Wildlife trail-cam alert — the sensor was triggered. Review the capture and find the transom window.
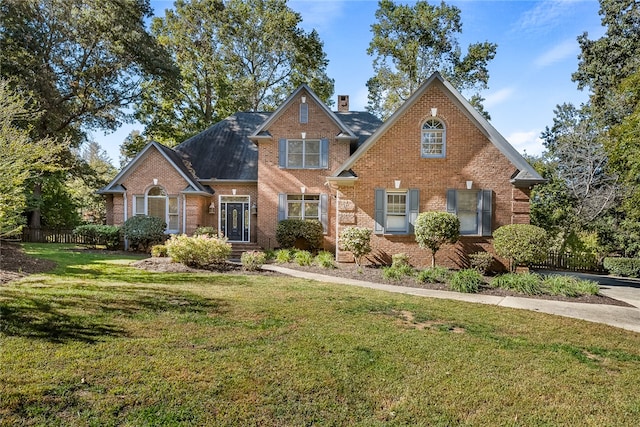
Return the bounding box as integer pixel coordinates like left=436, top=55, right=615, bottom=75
left=287, top=195, right=320, bottom=221
left=421, top=119, right=445, bottom=158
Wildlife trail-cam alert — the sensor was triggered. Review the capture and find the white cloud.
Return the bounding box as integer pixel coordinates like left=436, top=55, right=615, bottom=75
left=506, top=130, right=545, bottom=156
left=289, top=0, right=347, bottom=32
left=484, top=87, right=516, bottom=108
left=513, top=0, right=579, bottom=34
left=534, top=39, right=579, bottom=69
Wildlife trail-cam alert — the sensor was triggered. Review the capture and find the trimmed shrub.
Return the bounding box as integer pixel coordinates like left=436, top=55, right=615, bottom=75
left=493, top=224, right=548, bottom=271
left=294, top=250, right=314, bottom=266
left=194, top=226, right=218, bottom=238
left=414, top=212, right=460, bottom=267
left=339, top=227, right=372, bottom=267
left=165, top=234, right=231, bottom=269
left=241, top=250, right=267, bottom=271
left=73, top=224, right=121, bottom=249
left=276, top=219, right=323, bottom=251
left=382, top=264, right=414, bottom=281
left=122, top=216, right=166, bottom=252
left=469, top=252, right=494, bottom=274
left=416, top=266, right=451, bottom=284
left=315, top=251, right=336, bottom=269
left=151, top=244, right=168, bottom=257
left=603, top=257, right=640, bottom=278
left=275, top=249, right=295, bottom=264
left=392, top=253, right=410, bottom=268
left=492, top=272, right=544, bottom=295
left=449, top=269, right=483, bottom=293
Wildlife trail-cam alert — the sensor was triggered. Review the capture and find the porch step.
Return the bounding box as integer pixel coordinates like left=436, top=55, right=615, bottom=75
left=229, top=242, right=263, bottom=260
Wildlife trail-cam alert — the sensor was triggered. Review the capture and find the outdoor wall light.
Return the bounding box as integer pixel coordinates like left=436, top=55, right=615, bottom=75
left=394, top=179, right=401, bottom=189
left=251, top=202, right=257, bottom=215
left=431, top=107, right=438, bottom=117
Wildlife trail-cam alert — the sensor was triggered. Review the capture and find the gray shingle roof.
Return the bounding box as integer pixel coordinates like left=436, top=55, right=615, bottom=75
left=334, top=111, right=383, bottom=153
left=175, top=112, right=271, bottom=181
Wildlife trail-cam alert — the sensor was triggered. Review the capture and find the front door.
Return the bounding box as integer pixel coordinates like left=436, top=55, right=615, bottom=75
left=225, top=203, right=244, bottom=241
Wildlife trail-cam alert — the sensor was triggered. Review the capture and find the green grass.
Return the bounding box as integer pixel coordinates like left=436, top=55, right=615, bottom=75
left=2, top=244, right=640, bottom=425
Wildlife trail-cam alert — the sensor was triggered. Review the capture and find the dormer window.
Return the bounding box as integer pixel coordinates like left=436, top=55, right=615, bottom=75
left=421, top=119, right=445, bottom=158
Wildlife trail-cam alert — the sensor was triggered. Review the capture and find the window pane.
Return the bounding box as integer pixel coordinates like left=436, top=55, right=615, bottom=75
left=387, top=193, right=406, bottom=214
left=168, top=197, right=178, bottom=214
left=287, top=201, right=302, bottom=219
left=304, top=140, right=320, bottom=167
left=287, top=140, right=303, bottom=167
left=386, top=215, right=406, bottom=231
left=148, top=197, right=166, bottom=222
left=148, top=186, right=166, bottom=196
left=135, top=195, right=145, bottom=215
left=304, top=201, right=319, bottom=219
left=458, top=191, right=478, bottom=234
left=421, top=120, right=445, bottom=157
left=168, top=215, right=179, bottom=230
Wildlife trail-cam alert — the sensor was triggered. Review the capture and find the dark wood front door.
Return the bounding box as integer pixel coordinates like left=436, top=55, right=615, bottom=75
left=225, top=203, right=244, bottom=241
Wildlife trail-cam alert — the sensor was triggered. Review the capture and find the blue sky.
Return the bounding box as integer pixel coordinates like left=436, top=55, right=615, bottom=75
left=96, top=0, right=604, bottom=163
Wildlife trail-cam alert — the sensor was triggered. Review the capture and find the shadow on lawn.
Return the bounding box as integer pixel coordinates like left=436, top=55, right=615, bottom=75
left=0, top=286, right=227, bottom=344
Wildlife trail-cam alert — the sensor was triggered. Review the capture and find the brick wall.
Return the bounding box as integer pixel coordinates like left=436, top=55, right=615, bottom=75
left=335, top=82, right=531, bottom=268
left=256, top=88, right=350, bottom=249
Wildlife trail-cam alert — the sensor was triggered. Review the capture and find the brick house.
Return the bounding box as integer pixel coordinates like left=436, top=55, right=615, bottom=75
left=100, top=72, right=544, bottom=268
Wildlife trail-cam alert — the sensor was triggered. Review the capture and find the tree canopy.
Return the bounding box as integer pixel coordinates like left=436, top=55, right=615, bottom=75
left=134, top=0, right=334, bottom=146
left=366, top=0, right=497, bottom=119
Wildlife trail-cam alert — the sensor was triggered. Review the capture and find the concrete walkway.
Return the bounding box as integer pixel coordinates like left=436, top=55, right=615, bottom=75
left=262, top=265, right=640, bottom=333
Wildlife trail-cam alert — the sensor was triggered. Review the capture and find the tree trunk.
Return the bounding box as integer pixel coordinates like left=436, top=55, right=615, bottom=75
left=29, top=181, right=42, bottom=228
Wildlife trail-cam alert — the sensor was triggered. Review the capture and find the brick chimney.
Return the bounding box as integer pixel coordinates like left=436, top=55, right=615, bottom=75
left=338, top=95, right=349, bottom=112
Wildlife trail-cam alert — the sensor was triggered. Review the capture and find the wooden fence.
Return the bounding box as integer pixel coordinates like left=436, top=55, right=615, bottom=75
left=21, top=228, right=87, bottom=244
left=530, top=250, right=604, bottom=273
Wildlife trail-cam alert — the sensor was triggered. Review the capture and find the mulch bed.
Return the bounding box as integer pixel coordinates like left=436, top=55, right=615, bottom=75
left=0, top=243, right=630, bottom=307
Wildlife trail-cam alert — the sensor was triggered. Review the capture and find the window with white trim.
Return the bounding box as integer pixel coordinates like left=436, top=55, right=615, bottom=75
left=421, top=119, right=445, bottom=158
left=278, top=193, right=329, bottom=233
left=446, top=189, right=493, bottom=236
left=279, top=138, right=329, bottom=169
left=133, top=186, right=179, bottom=233
left=374, top=188, right=420, bottom=235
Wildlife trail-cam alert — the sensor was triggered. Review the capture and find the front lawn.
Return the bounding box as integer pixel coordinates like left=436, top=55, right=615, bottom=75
left=1, top=243, right=640, bottom=425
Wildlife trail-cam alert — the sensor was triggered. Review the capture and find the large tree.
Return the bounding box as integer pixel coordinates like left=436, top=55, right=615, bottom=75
left=573, top=0, right=640, bottom=124
left=0, top=0, right=178, bottom=227
left=135, top=0, right=334, bottom=146
left=0, top=80, right=63, bottom=236
left=366, top=0, right=497, bottom=119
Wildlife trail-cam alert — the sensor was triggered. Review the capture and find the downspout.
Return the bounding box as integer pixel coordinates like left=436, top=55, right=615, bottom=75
left=335, top=189, right=340, bottom=262
left=182, top=195, right=187, bottom=234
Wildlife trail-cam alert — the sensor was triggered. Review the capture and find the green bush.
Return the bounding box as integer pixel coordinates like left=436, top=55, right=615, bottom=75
left=276, top=219, right=323, bottom=251
left=165, top=234, right=231, bottom=269
left=314, top=251, right=336, bottom=269
left=469, top=252, right=494, bottom=274
left=193, top=226, right=218, bottom=238
left=391, top=253, right=410, bottom=268
left=73, top=224, right=121, bottom=249
left=449, top=269, right=483, bottom=293
left=339, top=227, right=372, bottom=266
left=382, top=264, right=414, bottom=281
left=416, top=266, right=451, bottom=284
left=603, top=257, right=640, bottom=277
left=492, top=272, right=544, bottom=295
left=275, top=249, right=295, bottom=264
left=241, top=250, right=267, bottom=271
left=493, top=224, right=548, bottom=271
left=151, top=244, right=168, bottom=257
left=122, top=216, right=166, bottom=252
left=414, top=212, right=460, bottom=267
left=294, top=250, right=314, bottom=266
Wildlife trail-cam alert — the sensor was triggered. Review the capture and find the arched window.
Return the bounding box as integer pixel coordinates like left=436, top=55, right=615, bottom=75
left=133, top=186, right=179, bottom=233
left=421, top=119, right=445, bottom=158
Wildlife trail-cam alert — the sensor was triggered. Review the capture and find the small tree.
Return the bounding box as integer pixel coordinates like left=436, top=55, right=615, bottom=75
left=339, top=227, right=372, bottom=267
left=493, top=224, right=548, bottom=272
left=122, top=216, right=166, bottom=252
left=414, top=212, right=460, bottom=267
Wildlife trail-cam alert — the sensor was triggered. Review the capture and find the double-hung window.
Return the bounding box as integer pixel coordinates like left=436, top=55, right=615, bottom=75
left=446, top=189, right=492, bottom=236
left=374, top=188, right=420, bottom=235
left=278, top=193, right=329, bottom=233
left=421, top=119, right=445, bottom=158
left=279, top=138, right=329, bottom=169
